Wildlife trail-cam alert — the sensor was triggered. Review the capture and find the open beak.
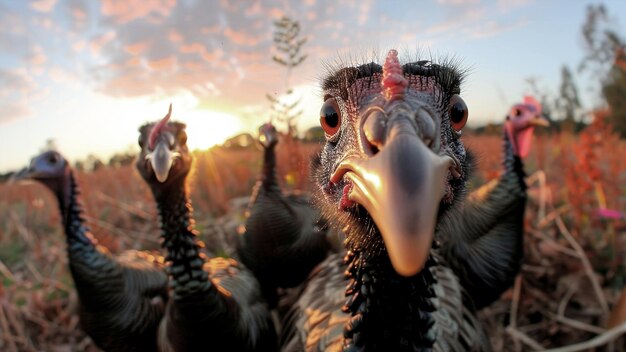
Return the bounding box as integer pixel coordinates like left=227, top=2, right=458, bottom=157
left=332, top=118, right=453, bottom=277
left=145, top=139, right=177, bottom=183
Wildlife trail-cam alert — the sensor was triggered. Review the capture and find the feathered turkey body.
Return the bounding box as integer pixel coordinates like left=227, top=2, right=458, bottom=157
left=437, top=97, right=548, bottom=309
left=280, top=51, right=491, bottom=351
left=13, top=151, right=167, bottom=352
left=239, top=123, right=330, bottom=307
left=136, top=107, right=278, bottom=352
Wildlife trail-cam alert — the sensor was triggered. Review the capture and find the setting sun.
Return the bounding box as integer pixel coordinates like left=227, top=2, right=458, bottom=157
left=182, top=109, right=244, bottom=150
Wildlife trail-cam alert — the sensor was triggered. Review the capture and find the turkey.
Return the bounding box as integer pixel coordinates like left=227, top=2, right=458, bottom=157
left=12, top=151, right=167, bottom=351
left=136, top=105, right=278, bottom=351
left=437, top=96, right=548, bottom=309
left=280, top=50, right=491, bottom=351
left=238, top=122, right=331, bottom=307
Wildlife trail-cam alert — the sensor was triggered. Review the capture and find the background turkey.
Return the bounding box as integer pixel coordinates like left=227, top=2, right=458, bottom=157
left=437, top=96, right=549, bottom=309
left=136, top=105, right=278, bottom=351
left=12, top=150, right=168, bottom=352
left=238, top=122, right=331, bottom=308
left=280, top=50, right=492, bottom=351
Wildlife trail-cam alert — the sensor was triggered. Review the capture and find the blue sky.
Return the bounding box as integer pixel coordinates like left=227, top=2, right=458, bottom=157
left=0, top=0, right=624, bottom=172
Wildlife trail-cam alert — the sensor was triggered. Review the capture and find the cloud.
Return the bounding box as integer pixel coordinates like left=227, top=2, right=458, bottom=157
left=146, top=56, right=177, bottom=70
left=497, top=0, right=533, bottom=13
left=436, top=0, right=479, bottom=5
left=30, top=0, right=58, bottom=13
left=48, top=67, right=78, bottom=84
left=223, top=27, right=265, bottom=46
left=28, top=46, right=47, bottom=66
left=468, top=17, right=528, bottom=38
left=0, top=101, right=34, bottom=123
left=124, top=41, right=150, bottom=56
left=0, top=70, right=38, bottom=123
left=100, top=0, right=177, bottom=23
left=90, top=30, right=117, bottom=56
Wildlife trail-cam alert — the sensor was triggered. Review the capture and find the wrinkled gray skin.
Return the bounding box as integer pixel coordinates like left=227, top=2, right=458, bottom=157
left=281, top=57, right=491, bottom=351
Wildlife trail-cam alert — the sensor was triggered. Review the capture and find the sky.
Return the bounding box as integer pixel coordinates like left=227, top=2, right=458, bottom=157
left=0, top=0, right=625, bottom=173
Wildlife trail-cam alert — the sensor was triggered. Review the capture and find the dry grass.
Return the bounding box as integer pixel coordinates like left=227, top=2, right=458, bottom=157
left=0, top=127, right=625, bottom=351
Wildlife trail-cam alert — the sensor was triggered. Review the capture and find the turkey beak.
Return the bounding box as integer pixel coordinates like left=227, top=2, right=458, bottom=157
left=10, top=167, right=33, bottom=183
left=335, top=118, right=453, bottom=277
left=529, top=114, right=550, bottom=127
left=10, top=156, right=47, bottom=182
left=146, top=140, right=174, bottom=183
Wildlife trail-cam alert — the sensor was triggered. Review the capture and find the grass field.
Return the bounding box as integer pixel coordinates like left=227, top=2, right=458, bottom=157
left=1, top=127, right=625, bottom=351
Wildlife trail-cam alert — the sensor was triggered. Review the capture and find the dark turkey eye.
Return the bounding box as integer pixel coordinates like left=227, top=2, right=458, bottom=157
left=514, top=108, right=522, bottom=116
left=320, top=98, right=341, bottom=138
left=48, top=154, right=58, bottom=164
left=449, top=94, right=468, bottom=131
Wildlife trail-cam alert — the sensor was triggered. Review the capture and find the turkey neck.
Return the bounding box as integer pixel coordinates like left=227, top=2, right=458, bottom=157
left=153, top=180, right=237, bottom=324
left=60, top=170, right=93, bottom=246
left=503, top=131, right=527, bottom=192
left=58, top=170, right=124, bottom=305
left=261, top=145, right=279, bottom=192
left=342, top=246, right=438, bottom=351
left=154, top=180, right=208, bottom=299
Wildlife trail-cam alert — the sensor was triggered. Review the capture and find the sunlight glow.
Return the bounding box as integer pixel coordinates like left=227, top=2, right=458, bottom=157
left=182, top=109, right=244, bottom=150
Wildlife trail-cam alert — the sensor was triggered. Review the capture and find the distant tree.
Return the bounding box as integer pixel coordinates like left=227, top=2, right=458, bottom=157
left=86, top=154, right=104, bottom=172
left=108, top=148, right=136, bottom=169
left=556, top=65, right=582, bottom=131
left=579, top=3, right=626, bottom=137
left=74, top=160, right=85, bottom=172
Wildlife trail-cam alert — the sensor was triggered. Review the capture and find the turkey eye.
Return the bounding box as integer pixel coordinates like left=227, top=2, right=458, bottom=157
left=320, top=98, right=341, bottom=137
left=48, top=154, right=58, bottom=164
left=449, top=94, right=468, bottom=131
left=514, top=108, right=522, bottom=116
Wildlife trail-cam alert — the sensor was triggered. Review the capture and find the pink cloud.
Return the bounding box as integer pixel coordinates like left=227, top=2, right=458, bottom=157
left=180, top=43, right=222, bottom=62
left=90, top=31, right=116, bottom=56
left=0, top=101, right=33, bottom=123
left=72, top=7, right=87, bottom=21
left=223, top=27, right=264, bottom=46
left=101, top=0, right=176, bottom=23
left=48, top=67, right=77, bottom=84
left=0, top=70, right=38, bottom=122
left=28, top=46, right=47, bottom=66
left=30, top=0, right=58, bottom=13
left=168, top=29, right=183, bottom=42
left=126, top=57, right=142, bottom=67
left=180, top=42, right=206, bottom=54
left=268, top=8, right=284, bottom=18
left=72, top=40, right=86, bottom=52
left=147, top=56, right=177, bottom=70
left=124, top=41, right=150, bottom=56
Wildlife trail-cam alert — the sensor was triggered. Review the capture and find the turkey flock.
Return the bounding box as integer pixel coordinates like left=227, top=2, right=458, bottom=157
left=13, top=49, right=548, bottom=351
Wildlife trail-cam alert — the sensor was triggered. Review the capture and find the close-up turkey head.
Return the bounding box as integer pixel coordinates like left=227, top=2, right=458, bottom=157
left=312, top=50, right=471, bottom=277
left=136, top=104, right=192, bottom=191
